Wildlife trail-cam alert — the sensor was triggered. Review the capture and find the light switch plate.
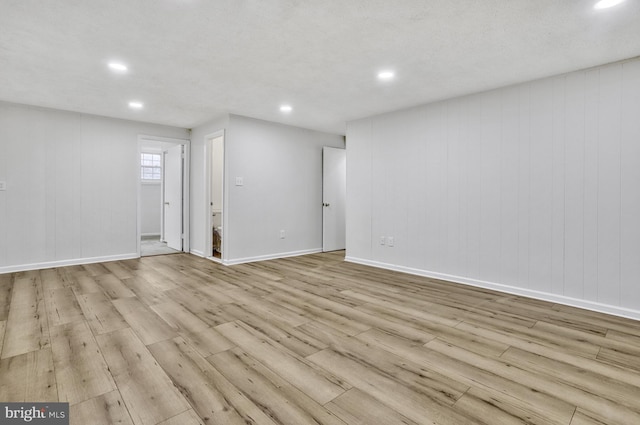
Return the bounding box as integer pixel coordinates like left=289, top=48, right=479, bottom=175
left=387, top=237, right=394, bottom=247
left=0, top=181, right=6, bottom=191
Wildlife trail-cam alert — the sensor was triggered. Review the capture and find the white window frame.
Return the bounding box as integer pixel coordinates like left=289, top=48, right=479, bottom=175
left=141, top=152, right=162, bottom=182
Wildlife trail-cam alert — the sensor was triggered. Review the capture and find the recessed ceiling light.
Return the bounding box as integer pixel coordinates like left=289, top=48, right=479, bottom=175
left=128, top=101, right=143, bottom=109
left=108, top=62, right=128, bottom=72
left=377, top=71, right=395, bottom=81
left=280, top=105, right=292, bottom=113
left=594, top=0, right=625, bottom=9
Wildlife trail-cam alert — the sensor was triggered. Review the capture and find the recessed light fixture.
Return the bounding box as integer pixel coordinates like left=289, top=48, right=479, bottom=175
left=377, top=70, right=395, bottom=81
left=128, top=101, right=143, bottom=109
left=594, top=0, right=625, bottom=9
left=108, top=62, right=128, bottom=72
left=280, top=105, right=292, bottom=113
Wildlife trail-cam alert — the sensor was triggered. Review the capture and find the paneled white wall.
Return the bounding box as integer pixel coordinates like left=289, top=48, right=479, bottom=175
left=225, top=115, right=344, bottom=263
left=346, top=58, right=640, bottom=318
left=0, top=102, right=188, bottom=272
left=189, top=115, right=344, bottom=262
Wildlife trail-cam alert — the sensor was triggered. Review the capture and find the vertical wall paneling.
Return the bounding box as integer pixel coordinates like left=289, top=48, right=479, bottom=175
left=445, top=99, right=461, bottom=275
left=563, top=72, right=586, bottom=299
left=516, top=85, right=531, bottom=289
left=0, top=102, right=188, bottom=272
left=424, top=104, right=445, bottom=271
left=345, top=119, right=373, bottom=260
left=620, top=60, right=640, bottom=309
left=465, top=95, right=483, bottom=279
left=221, top=115, right=344, bottom=262
left=403, top=109, right=426, bottom=269
left=345, top=58, right=640, bottom=318
left=596, top=65, right=622, bottom=307
left=478, top=91, right=501, bottom=283
left=551, top=76, right=566, bottom=295
left=583, top=69, right=600, bottom=302
left=499, top=87, right=520, bottom=285
left=456, top=99, right=470, bottom=279
left=527, top=79, right=554, bottom=293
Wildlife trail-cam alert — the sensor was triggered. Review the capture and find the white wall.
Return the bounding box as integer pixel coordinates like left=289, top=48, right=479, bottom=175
left=189, top=114, right=345, bottom=263
left=140, top=182, right=161, bottom=236
left=189, top=115, right=229, bottom=256
left=346, top=58, right=640, bottom=319
left=0, top=101, right=188, bottom=272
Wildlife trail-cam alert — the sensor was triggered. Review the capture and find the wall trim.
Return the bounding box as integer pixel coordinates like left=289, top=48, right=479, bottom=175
left=345, top=256, right=640, bottom=322
left=190, top=249, right=205, bottom=257
left=224, top=248, right=322, bottom=266
left=0, top=253, right=139, bottom=274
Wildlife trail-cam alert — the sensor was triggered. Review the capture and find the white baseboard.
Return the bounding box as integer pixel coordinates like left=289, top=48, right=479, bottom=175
left=190, top=249, right=205, bottom=258
left=224, top=248, right=322, bottom=266
left=0, top=253, right=140, bottom=274
left=345, top=256, right=640, bottom=322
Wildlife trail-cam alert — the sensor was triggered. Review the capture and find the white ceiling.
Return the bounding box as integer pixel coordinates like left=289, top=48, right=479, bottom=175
left=1, top=0, right=639, bottom=135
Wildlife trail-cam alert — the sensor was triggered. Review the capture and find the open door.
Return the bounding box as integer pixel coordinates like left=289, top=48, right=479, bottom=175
left=322, top=147, right=346, bottom=252
left=163, top=145, right=183, bottom=250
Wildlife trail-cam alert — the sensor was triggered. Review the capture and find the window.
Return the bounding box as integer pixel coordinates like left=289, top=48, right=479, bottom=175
left=141, top=153, right=162, bottom=180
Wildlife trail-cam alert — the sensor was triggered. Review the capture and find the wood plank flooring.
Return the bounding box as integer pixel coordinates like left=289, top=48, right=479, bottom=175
left=1, top=251, right=640, bottom=424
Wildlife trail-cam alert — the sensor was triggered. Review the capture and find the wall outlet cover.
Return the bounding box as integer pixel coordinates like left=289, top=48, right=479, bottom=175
left=0, top=181, right=6, bottom=191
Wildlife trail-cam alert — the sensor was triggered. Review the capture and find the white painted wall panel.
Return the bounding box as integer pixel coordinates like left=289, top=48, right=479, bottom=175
left=346, top=57, right=640, bottom=318
left=465, top=95, right=483, bottom=280
left=516, top=85, right=531, bottom=289
left=346, top=118, right=372, bottom=261
left=0, top=101, right=188, bottom=271
left=479, top=91, right=501, bottom=284
left=527, top=79, right=554, bottom=294
left=620, top=59, right=640, bottom=310
left=563, top=72, right=586, bottom=299
left=551, top=76, right=566, bottom=296
left=596, top=65, right=622, bottom=307
left=223, top=115, right=344, bottom=262
left=583, top=69, right=600, bottom=302
left=499, top=87, right=520, bottom=285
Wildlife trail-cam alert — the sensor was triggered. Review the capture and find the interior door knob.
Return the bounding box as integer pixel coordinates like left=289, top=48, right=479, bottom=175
left=323, top=203, right=330, bottom=207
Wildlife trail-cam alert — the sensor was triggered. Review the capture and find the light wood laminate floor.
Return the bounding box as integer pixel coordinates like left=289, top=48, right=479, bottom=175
left=1, top=252, right=640, bottom=424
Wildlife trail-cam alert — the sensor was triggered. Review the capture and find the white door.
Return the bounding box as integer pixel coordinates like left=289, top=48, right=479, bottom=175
left=164, top=145, right=183, bottom=250
left=322, top=147, right=346, bottom=252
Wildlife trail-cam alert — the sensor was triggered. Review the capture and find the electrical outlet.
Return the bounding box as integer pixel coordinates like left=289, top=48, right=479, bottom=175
left=235, top=177, right=244, bottom=186
left=387, top=236, right=394, bottom=247
left=380, top=236, right=385, bottom=245
left=0, top=181, right=5, bottom=191
left=280, top=230, right=285, bottom=239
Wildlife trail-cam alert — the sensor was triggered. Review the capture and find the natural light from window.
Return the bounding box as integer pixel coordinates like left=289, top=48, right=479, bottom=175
left=141, top=153, right=162, bottom=180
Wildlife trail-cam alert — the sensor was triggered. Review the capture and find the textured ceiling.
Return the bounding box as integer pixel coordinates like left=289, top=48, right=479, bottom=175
left=1, top=0, right=639, bottom=135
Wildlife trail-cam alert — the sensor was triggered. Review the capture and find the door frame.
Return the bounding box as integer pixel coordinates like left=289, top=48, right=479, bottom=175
left=204, top=130, right=226, bottom=263
left=137, top=135, right=191, bottom=257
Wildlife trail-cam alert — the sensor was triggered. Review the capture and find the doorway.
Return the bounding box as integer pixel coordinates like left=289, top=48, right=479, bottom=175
left=205, top=132, right=225, bottom=261
left=322, top=146, right=346, bottom=252
left=138, top=136, right=190, bottom=257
